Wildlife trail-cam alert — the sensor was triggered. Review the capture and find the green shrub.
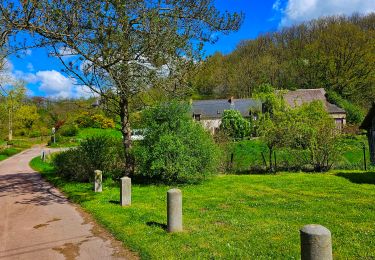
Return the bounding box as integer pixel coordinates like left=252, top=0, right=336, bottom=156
left=326, top=91, right=365, bottom=124
left=133, top=101, right=220, bottom=184
left=220, top=110, right=251, bottom=139
left=0, top=148, right=20, bottom=157
left=29, top=130, right=41, bottom=138
left=59, top=124, right=79, bottom=137
left=75, top=112, right=115, bottom=129
left=53, top=136, right=124, bottom=182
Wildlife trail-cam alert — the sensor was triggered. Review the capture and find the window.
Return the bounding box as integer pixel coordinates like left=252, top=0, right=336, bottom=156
left=335, top=118, right=343, bottom=131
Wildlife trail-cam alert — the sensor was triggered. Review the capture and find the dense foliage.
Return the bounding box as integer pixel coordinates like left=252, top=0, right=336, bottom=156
left=53, top=136, right=124, bottom=182
left=326, top=91, right=365, bottom=124
left=256, top=88, right=338, bottom=172
left=75, top=112, right=115, bottom=129
left=220, top=110, right=251, bottom=139
left=191, top=14, right=375, bottom=111
left=134, top=102, right=220, bottom=184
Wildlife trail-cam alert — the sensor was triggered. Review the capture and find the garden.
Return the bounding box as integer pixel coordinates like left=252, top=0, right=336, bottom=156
left=26, top=99, right=375, bottom=259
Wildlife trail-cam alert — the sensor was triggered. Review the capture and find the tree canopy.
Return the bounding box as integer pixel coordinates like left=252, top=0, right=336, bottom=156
left=190, top=13, right=375, bottom=110
left=0, top=0, right=243, bottom=174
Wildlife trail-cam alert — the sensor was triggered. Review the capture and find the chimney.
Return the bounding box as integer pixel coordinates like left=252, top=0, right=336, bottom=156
left=228, top=96, right=235, bottom=109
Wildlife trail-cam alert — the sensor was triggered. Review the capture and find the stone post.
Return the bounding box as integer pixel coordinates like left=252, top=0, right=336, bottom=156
left=300, top=224, right=332, bottom=260
left=94, top=170, right=102, bottom=192
left=120, top=177, right=131, bottom=206
left=167, top=188, right=182, bottom=233
left=41, top=150, right=45, bottom=162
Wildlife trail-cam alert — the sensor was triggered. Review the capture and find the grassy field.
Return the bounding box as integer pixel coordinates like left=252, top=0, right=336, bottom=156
left=31, top=157, right=375, bottom=259
left=0, top=139, right=37, bottom=161
left=49, top=128, right=122, bottom=147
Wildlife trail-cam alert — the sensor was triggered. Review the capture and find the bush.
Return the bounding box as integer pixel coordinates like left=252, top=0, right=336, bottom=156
left=133, top=102, right=220, bottom=184
left=75, top=112, right=115, bottom=129
left=29, top=130, right=41, bottom=138
left=53, top=136, right=124, bottom=182
left=220, top=110, right=251, bottom=139
left=0, top=148, right=20, bottom=157
left=59, top=124, right=79, bottom=137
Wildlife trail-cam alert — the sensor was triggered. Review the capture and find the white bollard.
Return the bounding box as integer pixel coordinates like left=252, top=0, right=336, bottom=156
left=167, top=188, right=183, bottom=233
left=120, top=177, right=131, bottom=206
left=300, top=224, right=332, bottom=260
left=94, top=170, right=102, bottom=192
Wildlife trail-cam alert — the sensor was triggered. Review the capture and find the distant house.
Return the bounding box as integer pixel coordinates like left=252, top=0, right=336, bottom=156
left=191, top=97, right=262, bottom=134
left=282, top=88, right=347, bottom=131
left=360, top=103, right=375, bottom=164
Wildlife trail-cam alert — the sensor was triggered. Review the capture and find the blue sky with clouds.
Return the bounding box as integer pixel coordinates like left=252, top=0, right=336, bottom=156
left=4, top=0, right=375, bottom=98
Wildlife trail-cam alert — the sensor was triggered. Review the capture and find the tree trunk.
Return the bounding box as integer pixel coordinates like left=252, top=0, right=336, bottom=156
left=269, top=147, right=274, bottom=173
left=119, top=97, right=134, bottom=176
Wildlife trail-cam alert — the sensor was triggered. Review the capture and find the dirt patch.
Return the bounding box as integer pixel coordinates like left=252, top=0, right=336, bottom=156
left=47, top=217, right=61, bottom=223
left=53, top=241, right=83, bottom=260
left=33, top=223, right=49, bottom=229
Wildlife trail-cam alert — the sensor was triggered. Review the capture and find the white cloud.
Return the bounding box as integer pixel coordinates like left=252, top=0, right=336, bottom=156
left=3, top=58, right=13, bottom=71
left=73, top=85, right=98, bottom=98
left=277, top=0, right=375, bottom=26
left=14, top=70, right=38, bottom=83
left=36, top=70, right=75, bottom=98
left=0, top=59, right=15, bottom=85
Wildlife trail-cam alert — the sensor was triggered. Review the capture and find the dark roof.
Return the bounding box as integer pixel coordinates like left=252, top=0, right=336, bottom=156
left=192, top=98, right=262, bottom=119
left=282, top=88, right=346, bottom=114
left=360, top=102, right=375, bottom=129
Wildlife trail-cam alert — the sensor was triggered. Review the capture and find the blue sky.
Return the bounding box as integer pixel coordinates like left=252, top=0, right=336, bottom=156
left=4, top=0, right=375, bottom=98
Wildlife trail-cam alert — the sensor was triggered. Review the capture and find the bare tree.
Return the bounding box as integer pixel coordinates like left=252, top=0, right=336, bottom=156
left=0, top=0, right=243, bottom=175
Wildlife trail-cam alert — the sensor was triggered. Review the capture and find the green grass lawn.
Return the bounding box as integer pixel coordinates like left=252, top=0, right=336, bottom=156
left=0, top=138, right=37, bottom=161
left=76, top=127, right=122, bottom=139
left=30, top=157, right=375, bottom=259
left=49, top=128, right=122, bottom=148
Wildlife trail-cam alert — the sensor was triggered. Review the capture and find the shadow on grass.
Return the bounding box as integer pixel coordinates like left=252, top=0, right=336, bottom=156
left=109, top=200, right=119, bottom=205
left=146, top=221, right=167, bottom=231
left=336, top=171, right=375, bottom=185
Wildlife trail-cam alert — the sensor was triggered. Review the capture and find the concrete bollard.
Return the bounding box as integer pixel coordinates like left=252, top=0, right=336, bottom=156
left=41, top=150, right=45, bottom=162
left=167, top=188, right=183, bottom=233
left=120, top=177, right=131, bottom=206
left=94, top=170, right=102, bottom=192
left=300, top=224, right=332, bottom=260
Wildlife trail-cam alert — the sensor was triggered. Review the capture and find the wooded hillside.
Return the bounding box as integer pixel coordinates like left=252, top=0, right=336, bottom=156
left=191, top=13, right=375, bottom=110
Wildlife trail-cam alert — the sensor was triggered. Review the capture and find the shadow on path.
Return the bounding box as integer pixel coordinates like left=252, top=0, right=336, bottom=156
left=0, top=173, right=67, bottom=206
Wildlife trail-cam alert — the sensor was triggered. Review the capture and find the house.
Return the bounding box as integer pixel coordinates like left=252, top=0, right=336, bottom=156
left=360, top=102, right=375, bottom=164
left=282, top=88, right=347, bottom=131
left=191, top=97, right=262, bottom=134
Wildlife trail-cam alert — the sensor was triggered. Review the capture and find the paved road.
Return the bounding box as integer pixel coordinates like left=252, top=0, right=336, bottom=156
left=0, top=147, right=136, bottom=260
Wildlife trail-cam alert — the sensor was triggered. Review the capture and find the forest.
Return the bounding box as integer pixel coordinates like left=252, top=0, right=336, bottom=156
left=190, top=13, right=375, bottom=112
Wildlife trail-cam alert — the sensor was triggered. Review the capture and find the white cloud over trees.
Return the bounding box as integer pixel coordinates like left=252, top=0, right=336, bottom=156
left=275, top=0, right=375, bottom=26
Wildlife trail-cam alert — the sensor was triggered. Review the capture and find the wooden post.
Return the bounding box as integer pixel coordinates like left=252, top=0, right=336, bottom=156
left=274, top=151, right=277, bottom=172
left=363, top=145, right=367, bottom=171
left=261, top=152, right=267, bottom=167
left=230, top=153, right=234, bottom=169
